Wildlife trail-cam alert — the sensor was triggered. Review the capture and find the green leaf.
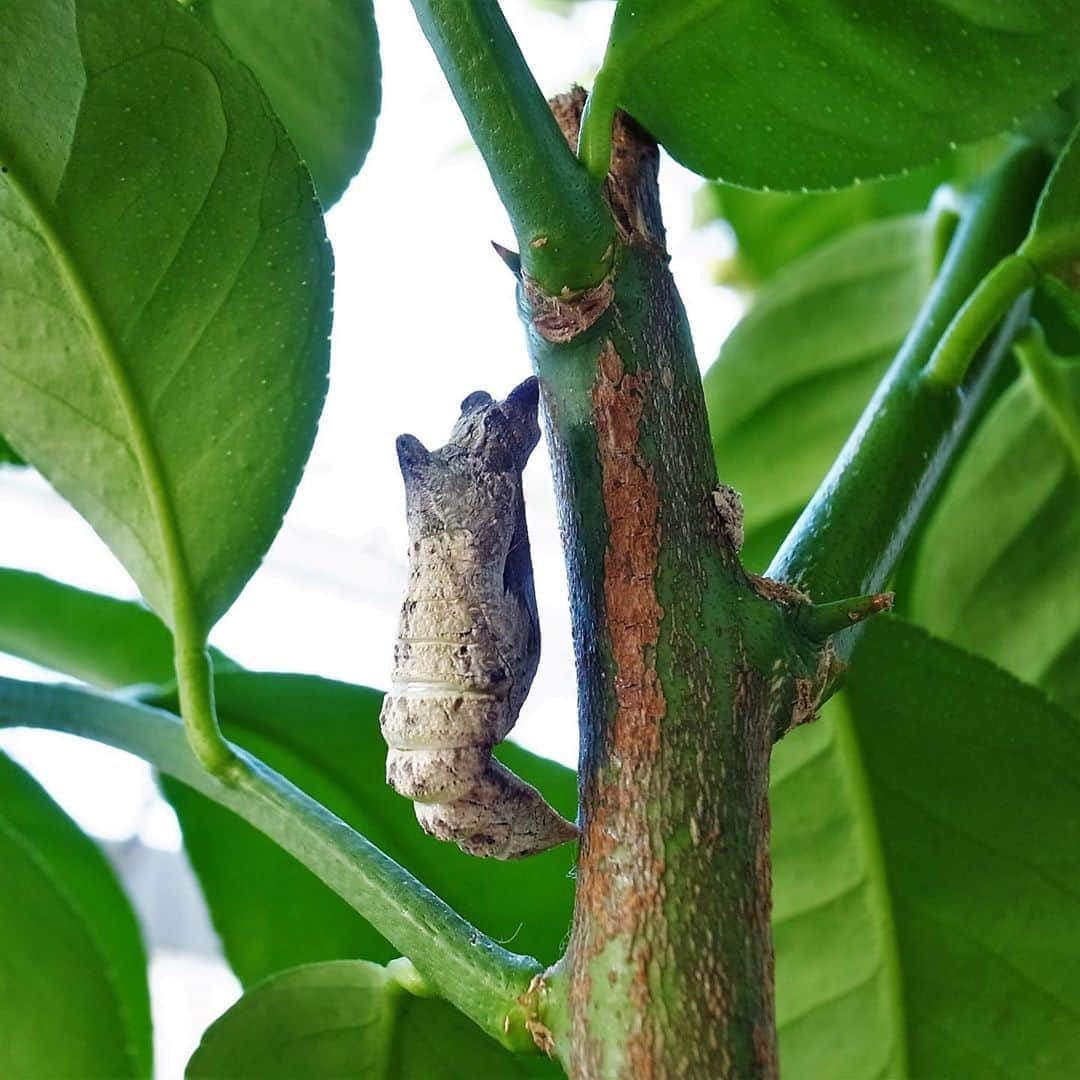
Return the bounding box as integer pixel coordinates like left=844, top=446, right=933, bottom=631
left=1021, top=119, right=1080, bottom=269
left=911, top=358, right=1080, bottom=716
left=704, top=214, right=940, bottom=570
left=0, top=0, right=331, bottom=636
left=0, top=567, right=238, bottom=690
left=772, top=617, right=1080, bottom=1076
left=0, top=750, right=152, bottom=1078
left=1033, top=274, right=1080, bottom=356
left=770, top=700, right=903, bottom=1077
left=597, top=1, right=1080, bottom=189
left=698, top=145, right=996, bottom=286
left=157, top=672, right=576, bottom=985
left=847, top=619, right=1080, bottom=1074
left=0, top=676, right=545, bottom=1045
left=187, top=960, right=556, bottom=1078
left=0, top=433, right=24, bottom=467
left=195, top=0, right=380, bottom=207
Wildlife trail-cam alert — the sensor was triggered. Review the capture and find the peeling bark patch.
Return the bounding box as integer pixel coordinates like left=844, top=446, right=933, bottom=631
left=592, top=343, right=666, bottom=750
left=519, top=973, right=557, bottom=1057
left=525, top=274, right=614, bottom=343
left=550, top=87, right=665, bottom=251
left=749, top=573, right=809, bottom=607
left=574, top=340, right=667, bottom=1075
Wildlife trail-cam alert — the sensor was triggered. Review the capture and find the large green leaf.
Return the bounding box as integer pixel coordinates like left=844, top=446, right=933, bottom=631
left=911, top=360, right=1080, bottom=716
left=772, top=617, right=1080, bottom=1076
left=158, top=672, right=577, bottom=985
left=0, top=567, right=238, bottom=690
left=849, top=619, right=1080, bottom=1074
left=597, top=1, right=1080, bottom=189
left=187, top=960, right=556, bottom=1078
left=1021, top=119, right=1080, bottom=269
left=0, top=0, right=331, bottom=634
left=704, top=214, right=941, bottom=570
left=771, top=701, right=902, bottom=1077
left=698, top=143, right=998, bottom=287
left=195, top=0, right=381, bottom=207
left=0, top=750, right=152, bottom=1078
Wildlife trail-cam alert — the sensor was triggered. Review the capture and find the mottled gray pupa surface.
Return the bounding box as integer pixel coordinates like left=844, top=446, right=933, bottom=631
left=380, top=377, right=577, bottom=858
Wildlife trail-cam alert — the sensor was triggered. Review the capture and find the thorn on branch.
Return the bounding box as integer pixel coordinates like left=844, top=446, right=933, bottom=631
left=491, top=241, right=522, bottom=277
left=796, top=592, right=894, bottom=642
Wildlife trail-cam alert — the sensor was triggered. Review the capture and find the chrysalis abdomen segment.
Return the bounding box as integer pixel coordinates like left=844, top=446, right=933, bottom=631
left=379, top=380, right=577, bottom=859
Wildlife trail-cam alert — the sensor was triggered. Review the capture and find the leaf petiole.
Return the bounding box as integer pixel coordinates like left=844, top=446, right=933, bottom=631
left=578, top=68, right=619, bottom=184
left=923, top=253, right=1039, bottom=388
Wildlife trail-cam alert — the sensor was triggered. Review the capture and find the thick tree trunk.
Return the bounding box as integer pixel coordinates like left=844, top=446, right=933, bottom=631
left=520, top=95, right=825, bottom=1079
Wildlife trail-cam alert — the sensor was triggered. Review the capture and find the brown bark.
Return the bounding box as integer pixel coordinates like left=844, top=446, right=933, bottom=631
left=519, top=93, right=825, bottom=1077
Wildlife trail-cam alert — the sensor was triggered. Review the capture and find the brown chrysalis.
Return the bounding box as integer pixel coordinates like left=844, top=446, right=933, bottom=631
left=380, top=377, right=577, bottom=859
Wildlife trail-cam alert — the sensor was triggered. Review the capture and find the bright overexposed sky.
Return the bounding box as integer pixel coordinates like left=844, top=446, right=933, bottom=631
left=0, top=2, right=740, bottom=1074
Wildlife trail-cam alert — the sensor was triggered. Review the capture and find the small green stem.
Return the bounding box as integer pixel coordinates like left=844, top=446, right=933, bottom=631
left=1014, top=322, right=1080, bottom=472
left=174, top=642, right=238, bottom=778
left=796, top=592, right=894, bottom=642
left=0, top=676, right=546, bottom=1054
left=408, top=0, right=613, bottom=293
left=769, top=145, right=1050, bottom=659
left=924, top=253, right=1039, bottom=387
left=578, top=68, right=618, bottom=184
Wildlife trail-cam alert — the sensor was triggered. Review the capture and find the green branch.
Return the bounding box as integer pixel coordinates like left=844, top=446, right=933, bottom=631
left=796, top=592, right=895, bottom=642
left=768, top=145, right=1050, bottom=659
left=0, top=677, right=545, bottom=1054
left=408, top=0, right=613, bottom=294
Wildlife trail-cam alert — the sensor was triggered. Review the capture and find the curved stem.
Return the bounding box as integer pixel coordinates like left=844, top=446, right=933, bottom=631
left=768, top=145, right=1050, bottom=659
left=408, top=0, right=613, bottom=294
left=174, top=645, right=236, bottom=777
left=578, top=67, right=619, bottom=184
left=0, top=676, right=547, bottom=1055
left=923, top=253, right=1039, bottom=387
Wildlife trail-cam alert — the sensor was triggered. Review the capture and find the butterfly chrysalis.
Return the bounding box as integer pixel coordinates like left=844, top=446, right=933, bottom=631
left=380, top=377, right=578, bottom=859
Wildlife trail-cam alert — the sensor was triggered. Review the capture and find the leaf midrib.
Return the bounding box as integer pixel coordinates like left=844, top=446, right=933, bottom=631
left=3, top=160, right=200, bottom=640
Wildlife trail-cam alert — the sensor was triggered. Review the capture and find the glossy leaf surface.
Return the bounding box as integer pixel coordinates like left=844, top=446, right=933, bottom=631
left=846, top=618, right=1080, bottom=1075
left=912, top=362, right=1080, bottom=715
left=0, top=0, right=331, bottom=634
left=186, top=960, right=555, bottom=1078
left=704, top=214, right=940, bottom=570
left=1021, top=119, right=1080, bottom=268
left=698, top=143, right=997, bottom=286
left=772, top=617, right=1080, bottom=1076
left=0, top=567, right=237, bottom=690
left=197, top=0, right=381, bottom=206
left=0, top=750, right=152, bottom=1078
left=600, top=1, right=1080, bottom=188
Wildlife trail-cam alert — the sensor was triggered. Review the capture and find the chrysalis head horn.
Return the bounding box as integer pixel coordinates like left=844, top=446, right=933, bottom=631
left=504, top=375, right=539, bottom=415
left=498, top=376, right=541, bottom=464
left=395, top=433, right=430, bottom=478
left=459, top=390, right=494, bottom=415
